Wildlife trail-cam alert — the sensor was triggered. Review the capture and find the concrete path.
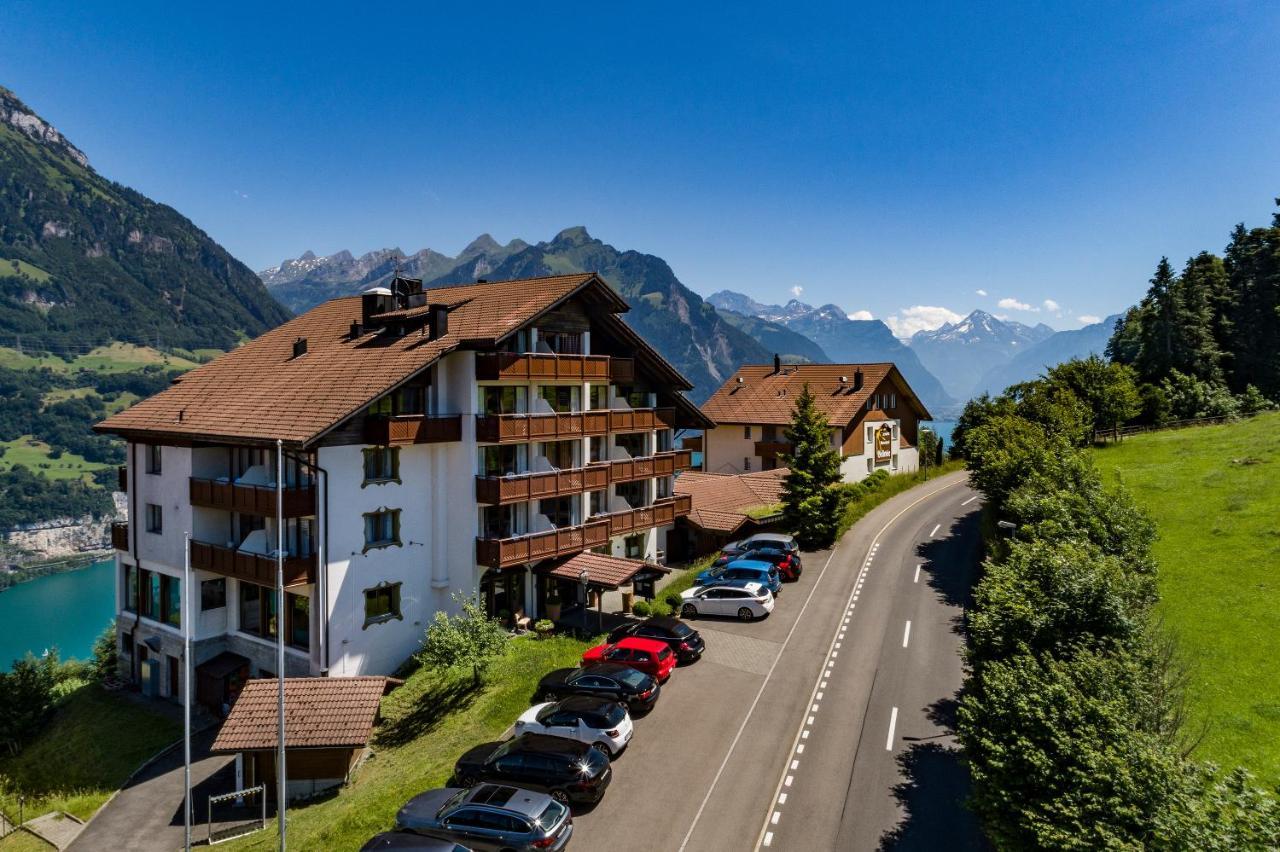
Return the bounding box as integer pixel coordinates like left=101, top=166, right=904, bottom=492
left=24, top=812, right=84, bottom=850
left=69, top=727, right=236, bottom=852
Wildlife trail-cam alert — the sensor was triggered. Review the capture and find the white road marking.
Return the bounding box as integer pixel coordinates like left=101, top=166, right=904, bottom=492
left=913, top=565, right=921, bottom=583
left=961, top=494, right=979, bottom=506
left=749, top=476, right=965, bottom=851
left=886, top=706, right=899, bottom=751
left=790, top=760, right=799, bottom=770
left=929, top=523, right=941, bottom=537
left=816, top=692, right=824, bottom=700
left=902, top=621, right=911, bottom=648
left=802, top=730, right=810, bottom=739
left=808, top=716, right=815, bottom=724
left=812, top=703, right=820, bottom=711
left=778, top=793, right=787, bottom=805
left=763, top=832, right=773, bottom=847
left=771, top=811, right=780, bottom=825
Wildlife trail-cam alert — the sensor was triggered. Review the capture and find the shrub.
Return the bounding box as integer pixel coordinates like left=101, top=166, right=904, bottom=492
left=663, top=590, right=684, bottom=613
left=91, top=619, right=118, bottom=680
left=631, top=600, right=651, bottom=618
left=418, top=592, right=510, bottom=686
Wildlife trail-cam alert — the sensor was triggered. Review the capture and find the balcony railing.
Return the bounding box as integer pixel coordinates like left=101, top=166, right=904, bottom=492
left=595, top=494, right=692, bottom=538
left=475, top=411, right=610, bottom=443
left=190, top=540, right=315, bottom=587
left=475, top=352, right=611, bottom=382
left=111, top=521, right=128, bottom=551
left=609, top=407, right=676, bottom=433
left=681, top=435, right=703, bottom=452
left=754, top=440, right=792, bottom=459
left=364, top=414, right=462, bottom=446
left=117, top=465, right=128, bottom=493
left=475, top=450, right=693, bottom=505
left=475, top=518, right=611, bottom=569
left=608, top=357, right=635, bottom=384
left=189, top=478, right=316, bottom=517
left=475, top=464, right=610, bottom=505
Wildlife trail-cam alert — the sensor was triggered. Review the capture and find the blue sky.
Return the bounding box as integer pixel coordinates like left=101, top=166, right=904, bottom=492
left=3, top=1, right=1278, bottom=333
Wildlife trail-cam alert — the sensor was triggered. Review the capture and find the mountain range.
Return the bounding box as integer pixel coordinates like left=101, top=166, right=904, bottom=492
left=0, top=86, right=288, bottom=351
left=973, top=314, right=1123, bottom=396
left=909, top=310, right=1055, bottom=398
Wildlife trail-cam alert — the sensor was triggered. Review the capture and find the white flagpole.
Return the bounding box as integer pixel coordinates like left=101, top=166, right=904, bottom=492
left=276, top=439, right=287, bottom=850
left=183, top=531, right=192, bottom=852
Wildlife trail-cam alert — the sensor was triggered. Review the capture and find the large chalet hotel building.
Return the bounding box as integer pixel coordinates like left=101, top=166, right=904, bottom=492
left=97, top=273, right=710, bottom=695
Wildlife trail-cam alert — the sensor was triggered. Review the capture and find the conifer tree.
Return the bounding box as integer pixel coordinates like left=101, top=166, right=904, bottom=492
left=781, top=383, right=843, bottom=549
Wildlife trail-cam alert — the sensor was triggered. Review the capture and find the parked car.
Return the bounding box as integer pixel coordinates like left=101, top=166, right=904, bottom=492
left=361, top=831, right=472, bottom=851
left=534, top=662, right=661, bottom=712
left=581, top=637, right=676, bottom=682
left=514, top=696, right=633, bottom=757
left=720, top=532, right=799, bottom=557
left=680, top=581, right=775, bottom=621
left=606, top=616, right=705, bottom=664
left=696, top=559, right=782, bottom=595
left=453, top=734, right=612, bottom=805
left=395, top=783, right=571, bottom=851
left=711, top=547, right=803, bottom=581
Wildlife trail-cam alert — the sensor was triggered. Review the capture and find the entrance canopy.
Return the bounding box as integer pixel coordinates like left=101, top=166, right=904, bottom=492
left=542, top=551, right=670, bottom=590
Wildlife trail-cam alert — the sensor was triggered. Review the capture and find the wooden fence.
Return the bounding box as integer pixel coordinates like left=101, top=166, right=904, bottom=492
left=1093, top=411, right=1261, bottom=443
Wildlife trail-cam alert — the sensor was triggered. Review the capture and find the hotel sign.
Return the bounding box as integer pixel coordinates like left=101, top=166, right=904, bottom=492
left=874, top=424, right=894, bottom=464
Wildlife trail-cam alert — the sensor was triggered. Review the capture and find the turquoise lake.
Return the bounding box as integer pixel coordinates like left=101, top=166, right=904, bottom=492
left=0, top=558, right=115, bottom=669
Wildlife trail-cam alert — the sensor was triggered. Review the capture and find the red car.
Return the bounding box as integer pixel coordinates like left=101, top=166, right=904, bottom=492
left=582, top=637, right=677, bottom=682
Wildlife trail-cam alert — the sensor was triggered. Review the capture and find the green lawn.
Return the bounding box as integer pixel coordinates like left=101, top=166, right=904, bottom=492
left=0, top=436, right=110, bottom=481
left=0, top=343, right=201, bottom=375
left=0, top=685, right=181, bottom=824
left=0, top=258, right=51, bottom=283
left=226, top=635, right=596, bottom=851
left=1092, top=412, right=1280, bottom=785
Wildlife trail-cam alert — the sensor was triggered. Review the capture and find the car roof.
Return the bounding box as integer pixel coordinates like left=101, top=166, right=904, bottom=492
left=726, top=560, right=773, bottom=570
left=579, top=662, right=636, bottom=677
left=612, top=637, right=669, bottom=653
left=749, top=533, right=794, bottom=544
left=510, top=732, right=589, bottom=755
left=554, top=695, right=615, bottom=713
left=464, top=783, right=554, bottom=818
left=644, top=616, right=685, bottom=631
left=361, top=831, right=465, bottom=851
left=707, top=580, right=764, bottom=593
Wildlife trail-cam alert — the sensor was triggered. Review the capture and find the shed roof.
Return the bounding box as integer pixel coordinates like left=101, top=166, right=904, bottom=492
left=210, top=676, right=394, bottom=752
left=542, top=550, right=669, bottom=590
left=675, top=469, right=788, bottom=534
left=699, top=363, right=930, bottom=427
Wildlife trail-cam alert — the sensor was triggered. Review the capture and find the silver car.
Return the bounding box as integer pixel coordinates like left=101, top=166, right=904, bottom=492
left=396, top=783, right=572, bottom=852
left=722, top=532, right=798, bottom=557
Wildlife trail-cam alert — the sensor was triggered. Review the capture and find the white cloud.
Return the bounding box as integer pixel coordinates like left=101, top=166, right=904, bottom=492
left=997, top=297, right=1036, bottom=312
left=847, top=309, right=874, bottom=321
left=1043, top=299, right=1060, bottom=312
left=790, top=285, right=804, bottom=298
left=1077, top=314, right=1102, bottom=325
left=884, top=305, right=965, bottom=338
left=975, top=289, right=988, bottom=297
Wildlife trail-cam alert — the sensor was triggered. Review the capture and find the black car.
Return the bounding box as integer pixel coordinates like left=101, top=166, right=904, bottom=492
left=453, top=733, right=612, bottom=805
left=534, top=663, right=660, bottom=712
left=360, top=832, right=471, bottom=851
left=607, top=616, right=705, bottom=664
left=712, top=547, right=803, bottom=581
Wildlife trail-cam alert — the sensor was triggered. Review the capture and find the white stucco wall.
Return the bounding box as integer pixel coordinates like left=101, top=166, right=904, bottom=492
left=704, top=424, right=760, bottom=474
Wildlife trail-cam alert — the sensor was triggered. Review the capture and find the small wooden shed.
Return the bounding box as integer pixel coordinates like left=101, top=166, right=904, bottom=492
left=210, top=676, right=397, bottom=801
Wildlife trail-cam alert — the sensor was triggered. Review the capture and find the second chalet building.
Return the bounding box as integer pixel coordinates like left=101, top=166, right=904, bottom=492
left=697, top=361, right=931, bottom=481
left=96, top=273, right=710, bottom=696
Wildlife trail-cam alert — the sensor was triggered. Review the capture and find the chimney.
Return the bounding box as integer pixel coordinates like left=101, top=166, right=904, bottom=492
left=476, top=278, right=488, bottom=284
left=349, top=320, right=363, bottom=339
left=853, top=368, right=864, bottom=391
left=292, top=337, right=308, bottom=358
left=773, top=353, right=781, bottom=374
left=432, top=305, right=449, bottom=338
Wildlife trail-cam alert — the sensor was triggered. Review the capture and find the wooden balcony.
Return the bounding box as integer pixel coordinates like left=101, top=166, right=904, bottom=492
left=111, top=521, right=129, bottom=551
left=475, top=352, right=610, bottom=382
left=608, top=357, right=635, bottom=384
left=681, top=435, right=703, bottom=452
left=596, top=494, right=692, bottom=538
left=363, top=414, right=462, bottom=446
left=608, top=407, right=676, bottom=433
left=475, top=411, right=609, bottom=443
left=475, top=464, right=610, bottom=505
left=608, top=449, right=691, bottom=482
left=117, top=465, right=128, bottom=493
left=475, top=519, right=611, bottom=569
left=754, top=440, right=792, bottom=459
left=190, top=540, right=315, bottom=587
left=189, top=478, right=316, bottom=518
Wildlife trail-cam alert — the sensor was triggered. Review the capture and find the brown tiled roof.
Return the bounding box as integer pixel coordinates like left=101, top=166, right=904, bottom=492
left=675, top=469, right=788, bottom=533
left=699, top=363, right=931, bottom=427
left=211, top=676, right=393, bottom=752
left=543, top=551, right=669, bottom=590
left=96, top=273, right=694, bottom=446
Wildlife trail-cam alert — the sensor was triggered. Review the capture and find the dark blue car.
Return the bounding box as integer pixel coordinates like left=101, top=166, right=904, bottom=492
left=696, top=559, right=782, bottom=595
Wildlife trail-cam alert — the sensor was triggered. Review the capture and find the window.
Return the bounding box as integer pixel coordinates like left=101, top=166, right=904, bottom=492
left=541, top=330, right=583, bottom=355
left=362, top=446, right=400, bottom=484
left=587, top=436, right=605, bottom=464
left=363, top=509, right=401, bottom=551
left=144, top=569, right=162, bottom=621
left=892, top=453, right=899, bottom=471
left=615, top=480, right=646, bottom=509
left=123, top=563, right=138, bottom=613
left=866, top=458, right=874, bottom=473
left=889, top=393, right=896, bottom=409
left=396, top=384, right=425, bottom=415
left=615, top=432, right=646, bottom=458
left=892, top=424, right=899, bottom=441
left=482, top=385, right=526, bottom=415
left=867, top=425, right=874, bottom=443
left=139, top=568, right=180, bottom=627
left=656, top=429, right=673, bottom=452
left=589, top=384, right=608, bottom=410
left=145, top=444, right=162, bottom=474
left=238, top=582, right=277, bottom=639
left=540, top=440, right=575, bottom=469
left=201, top=578, right=226, bottom=611
left=145, top=503, right=163, bottom=534
left=164, top=576, right=182, bottom=628
left=539, top=496, right=574, bottom=528
left=656, top=476, right=673, bottom=499
left=625, top=534, right=644, bottom=559
left=287, top=593, right=309, bottom=650
left=744, top=457, right=752, bottom=472
left=363, top=581, right=402, bottom=628
left=743, top=425, right=752, bottom=439
left=367, top=395, right=393, bottom=416
left=482, top=503, right=527, bottom=539
left=538, top=384, right=576, bottom=413
left=480, top=444, right=526, bottom=477
left=588, top=489, right=607, bottom=517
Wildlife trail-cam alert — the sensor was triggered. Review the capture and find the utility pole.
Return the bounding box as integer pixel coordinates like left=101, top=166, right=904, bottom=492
left=183, top=533, right=192, bottom=852
left=275, top=439, right=287, bottom=851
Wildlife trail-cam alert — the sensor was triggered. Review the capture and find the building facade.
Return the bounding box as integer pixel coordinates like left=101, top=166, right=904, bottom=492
left=97, top=274, right=710, bottom=696
left=698, top=362, right=931, bottom=483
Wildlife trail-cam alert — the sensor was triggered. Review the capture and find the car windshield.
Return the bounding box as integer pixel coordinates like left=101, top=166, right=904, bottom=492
left=669, top=622, right=693, bottom=637
left=534, top=798, right=568, bottom=830
left=535, top=704, right=558, bottom=724
left=437, top=788, right=468, bottom=817
left=601, top=702, right=626, bottom=725
left=615, top=668, right=649, bottom=688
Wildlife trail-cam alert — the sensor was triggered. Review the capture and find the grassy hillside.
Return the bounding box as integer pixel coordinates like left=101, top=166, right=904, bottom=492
left=1092, top=412, right=1280, bottom=784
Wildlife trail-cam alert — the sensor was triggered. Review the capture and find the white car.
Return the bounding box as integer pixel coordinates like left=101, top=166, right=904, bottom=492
left=513, top=695, right=634, bottom=757
left=680, top=581, right=775, bottom=621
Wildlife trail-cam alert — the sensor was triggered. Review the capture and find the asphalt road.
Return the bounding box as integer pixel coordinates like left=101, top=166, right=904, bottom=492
left=568, top=469, right=985, bottom=851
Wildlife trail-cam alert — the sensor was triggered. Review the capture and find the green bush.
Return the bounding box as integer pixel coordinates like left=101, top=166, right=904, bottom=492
left=663, top=590, right=683, bottom=612
left=631, top=600, right=651, bottom=618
